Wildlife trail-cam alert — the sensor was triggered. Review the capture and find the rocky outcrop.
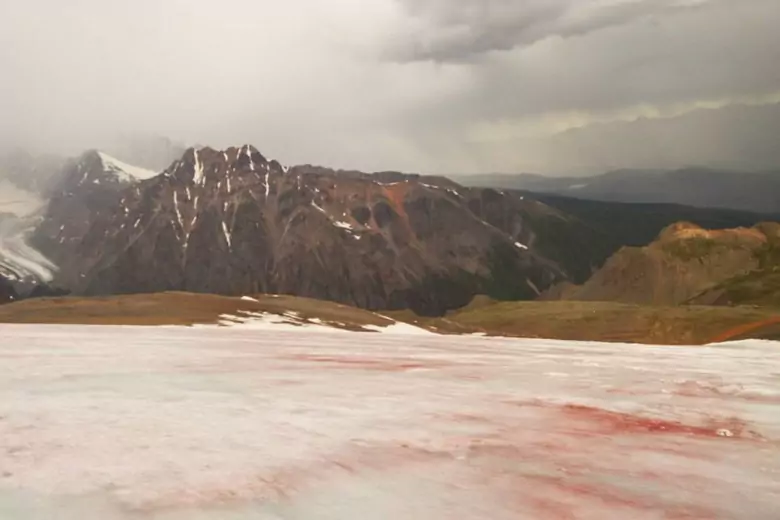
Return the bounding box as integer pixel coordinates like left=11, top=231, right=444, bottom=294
left=552, top=222, right=780, bottom=306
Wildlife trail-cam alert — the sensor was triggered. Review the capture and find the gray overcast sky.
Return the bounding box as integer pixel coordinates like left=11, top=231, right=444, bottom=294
left=1, top=0, right=779, bottom=175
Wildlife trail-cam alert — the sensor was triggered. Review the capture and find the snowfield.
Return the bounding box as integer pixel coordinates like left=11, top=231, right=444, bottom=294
left=0, top=325, right=778, bottom=519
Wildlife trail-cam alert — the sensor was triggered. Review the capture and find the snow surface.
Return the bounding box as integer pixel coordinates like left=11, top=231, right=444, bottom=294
left=216, top=310, right=432, bottom=335
left=98, top=153, right=158, bottom=182
left=0, top=326, right=778, bottom=519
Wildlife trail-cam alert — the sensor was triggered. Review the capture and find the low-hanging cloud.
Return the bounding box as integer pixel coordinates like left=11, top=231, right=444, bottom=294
left=0, top=0, right=778, bottom=176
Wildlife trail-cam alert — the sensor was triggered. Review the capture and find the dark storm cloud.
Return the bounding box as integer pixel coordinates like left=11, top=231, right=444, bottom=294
left=383, top=0, right=780, bottom=174
left=0, top=0, right=778, bottom=175
left=391, top=0, right=712, bottom=62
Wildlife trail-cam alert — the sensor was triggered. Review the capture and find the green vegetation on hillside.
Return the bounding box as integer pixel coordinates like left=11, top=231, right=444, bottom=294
left=662, top=237, right=721, bottom=261
left=2, top=291, right=778, bottom=346
left=0, top=292, right=392, bottom=329
left=394, top=297, right=780, bottom=345
left=689, top=267, right=780, bottom=308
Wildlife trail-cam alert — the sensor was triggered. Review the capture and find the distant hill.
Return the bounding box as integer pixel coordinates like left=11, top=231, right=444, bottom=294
left=527, top=193, right=780, bottom=248
left=453, top=168, right=780, bottom=213
left=547, top=222, right=780, bottom=306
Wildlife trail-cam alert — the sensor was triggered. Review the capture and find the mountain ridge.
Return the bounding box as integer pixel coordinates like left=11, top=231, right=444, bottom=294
left=2, top=144, right=778, bottom=315
left=31, top=145, right=589, bottom=315
left=454, top=167, right=780, bottom=213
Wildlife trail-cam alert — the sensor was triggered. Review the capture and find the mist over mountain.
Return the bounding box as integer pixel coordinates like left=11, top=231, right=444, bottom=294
left=2, top=1, right=779, bottom=175
left=455, top=167, right=780, bottom=214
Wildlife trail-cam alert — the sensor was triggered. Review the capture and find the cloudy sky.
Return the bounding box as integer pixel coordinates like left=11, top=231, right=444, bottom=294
left=1, top=0, right=779, bottom=175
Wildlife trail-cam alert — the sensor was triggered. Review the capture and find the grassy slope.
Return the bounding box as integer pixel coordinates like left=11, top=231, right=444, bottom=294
left=0, top=292, right=392, bottom=329
left=413, top=300, right=780, bottom=345
left=688, top=267, right=780, bottom=308
left=1, top=292, right=778, bottom=345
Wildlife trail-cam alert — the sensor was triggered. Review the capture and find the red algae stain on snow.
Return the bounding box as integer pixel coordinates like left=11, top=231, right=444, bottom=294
left=279, top=353, right=457, bottom=371
left=460, top=439, right=721, bottom=520
left=674, top=380, right=780, bottom=405
left=3, top=326, right=779, bottom=518
left=137, top=442, right=463, bottom=512
left=516, top=476, right=718, bottom=520
left=501, top=399, right=762, bottom=440
left=560, top=404, right=753, bottom=439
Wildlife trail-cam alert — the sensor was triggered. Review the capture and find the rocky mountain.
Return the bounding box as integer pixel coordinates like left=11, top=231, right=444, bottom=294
left=30, top=150, right=158, bottom=287
left=29, top=145, right=631, bottom=315
left=548, top=222, right=780, bottom=306
left=13, top=144, right=779, bottom=315
left=455, top=168, right=780, bottom=214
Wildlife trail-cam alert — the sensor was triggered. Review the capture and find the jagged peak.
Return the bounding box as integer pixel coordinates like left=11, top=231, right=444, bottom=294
left=96, top=152, right=158, bottom=181
left=69, top=150, right=158, bottom=186
left=169, top=145, right=285, bottom=185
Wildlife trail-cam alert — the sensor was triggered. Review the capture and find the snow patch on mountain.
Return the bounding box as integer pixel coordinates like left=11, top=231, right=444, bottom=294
left=97, top=152, right=158, bottom=182
left=192, top=150, right=205, bottom=185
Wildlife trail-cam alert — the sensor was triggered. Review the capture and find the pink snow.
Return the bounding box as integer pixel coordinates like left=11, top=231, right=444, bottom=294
left=0, top=325, right=778, bottom=519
